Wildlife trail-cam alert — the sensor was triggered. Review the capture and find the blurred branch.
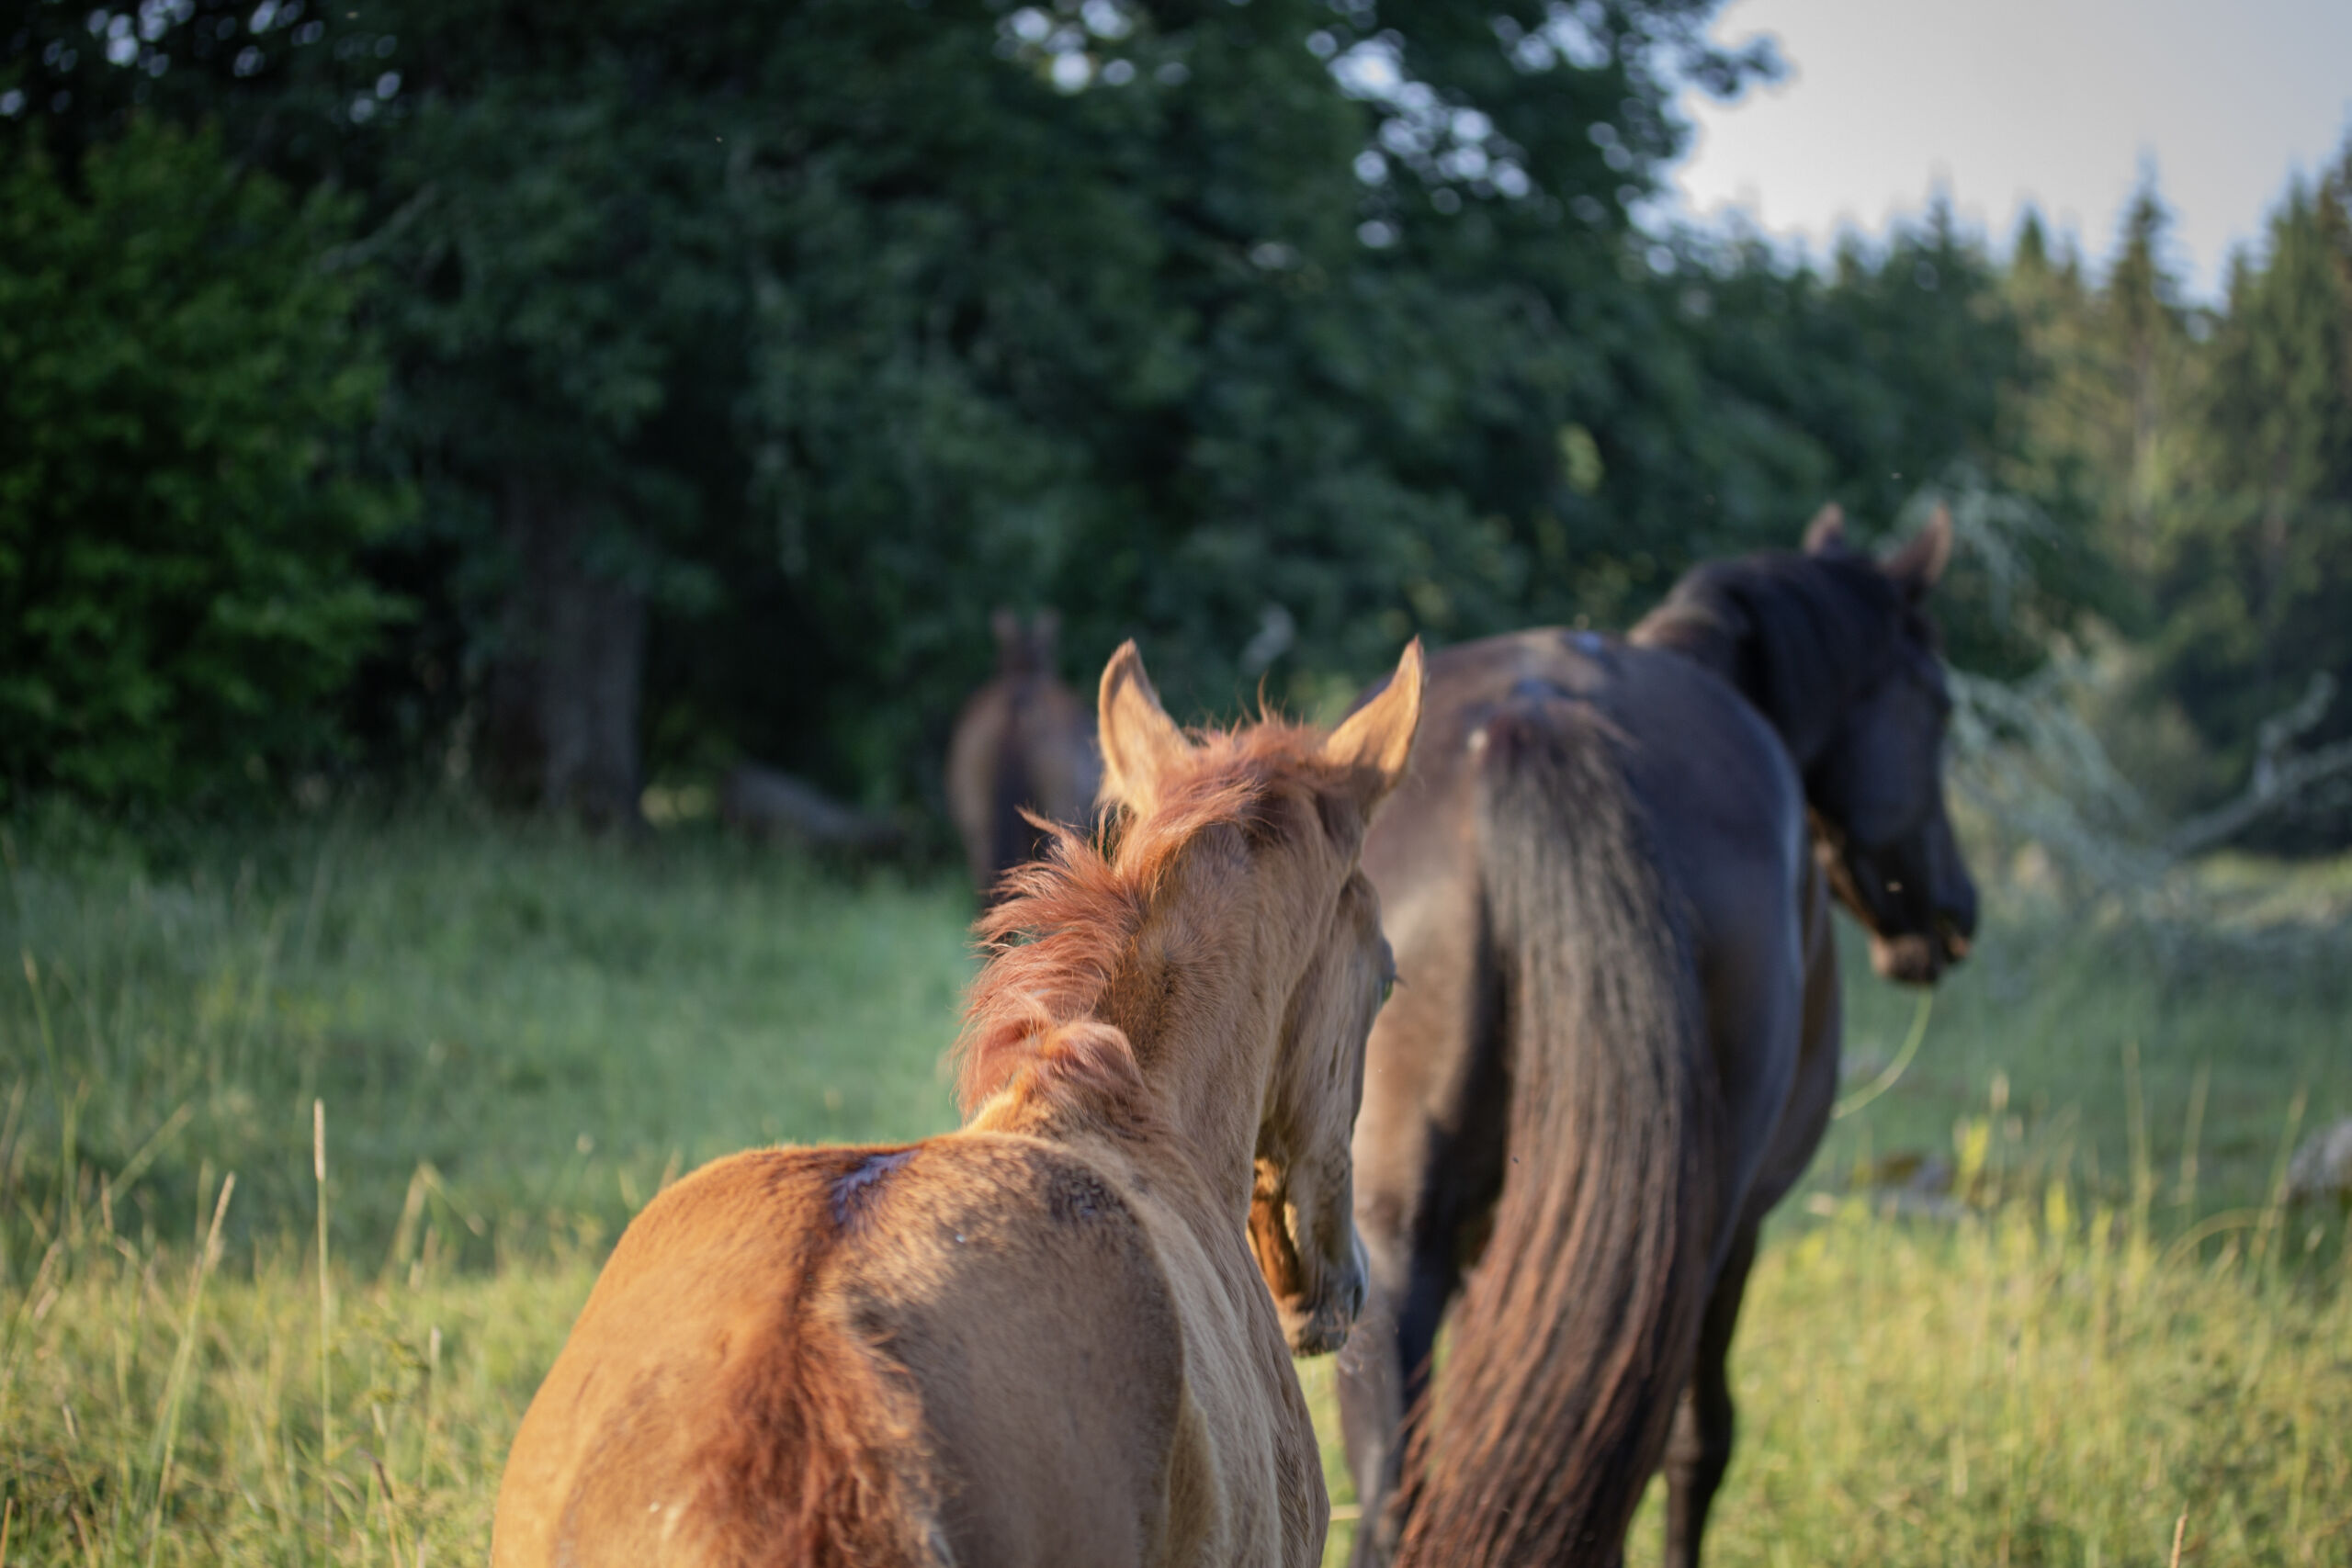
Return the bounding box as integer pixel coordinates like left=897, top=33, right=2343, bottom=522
left=2168, top=674, right=2352, bottom=858
left=1951, top=649, right=2352, bottom=937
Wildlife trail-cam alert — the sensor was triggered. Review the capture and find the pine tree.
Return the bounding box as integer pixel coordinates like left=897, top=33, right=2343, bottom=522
left=2098, top=179, right=2199, bottom=573
left=2154, top=141, right=2352, bottom=844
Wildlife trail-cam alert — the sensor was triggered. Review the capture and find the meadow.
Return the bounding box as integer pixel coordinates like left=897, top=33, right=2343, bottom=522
left=1, top=812, right=2347, bottom=1565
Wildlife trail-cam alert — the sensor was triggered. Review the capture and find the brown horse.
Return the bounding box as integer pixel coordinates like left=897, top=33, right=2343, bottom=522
left=947, top=608, right=1102, bottom=900
left=1335, top=507, right=1976, bottom=1568
left=492, top=638, right=1425, bottom=1568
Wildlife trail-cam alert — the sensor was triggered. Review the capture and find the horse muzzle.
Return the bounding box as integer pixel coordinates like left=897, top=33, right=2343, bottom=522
left=1868, top=908, right=1973, bottom=987
left=1269, top=1227, right=1368, bottom=1357
left=1251, top=1173, right=1370, bottom=1354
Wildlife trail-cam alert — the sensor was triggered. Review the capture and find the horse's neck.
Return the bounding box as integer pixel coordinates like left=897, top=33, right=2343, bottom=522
left=980, top=993, right=1275, bottom=1248
left=1634, top=594, right=1844, bottom=775
left=1107, top=918, right=1286, bottom=1228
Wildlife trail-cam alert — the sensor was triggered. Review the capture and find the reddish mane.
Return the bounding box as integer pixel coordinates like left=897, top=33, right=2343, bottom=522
left=954, top=719, right=1341, bottom=1115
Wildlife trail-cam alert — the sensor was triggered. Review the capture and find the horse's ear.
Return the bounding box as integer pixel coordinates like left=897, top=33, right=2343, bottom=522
left=1884, top=504, right=1953, bottom=601
left=1802, top=502, right=1848, bottom=556
left=1097, top=640, right=1192, bottom=814
left=1322, top=639, right=1424, bottom=812
left=1030, top=608, right=1060, bottom=668
left=991, top=607, right=1023, bottom=671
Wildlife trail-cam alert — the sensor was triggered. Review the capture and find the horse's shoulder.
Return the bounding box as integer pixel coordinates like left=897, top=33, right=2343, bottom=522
left=839, top=1131, right=1193, bottom=1562
left=839, top=1132, right=1184, bottom=1363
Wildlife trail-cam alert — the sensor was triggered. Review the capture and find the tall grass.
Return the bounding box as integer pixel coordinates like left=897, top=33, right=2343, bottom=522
left=2, top=1211, right=596, bottom=1563
left=1306, top=1075, right=2352, bottom=1565
left=0, top=809, right=970, bottom=1274
left=3, top=811, right=2348, bottom=1563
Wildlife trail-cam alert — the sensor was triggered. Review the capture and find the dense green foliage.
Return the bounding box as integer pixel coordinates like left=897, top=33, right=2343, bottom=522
left=0, top=119, right=401, bottom=807
left=0, top=0, right=2014, bottom=818
left=3, top=0, right=2347, bottom=845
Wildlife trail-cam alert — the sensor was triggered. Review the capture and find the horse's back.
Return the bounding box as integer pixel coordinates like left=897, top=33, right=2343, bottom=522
left=840, top=1133, right=1190, bottom=1566
left=1373, top=627, right=1797, bottom=855
left=1350, top=626, right=1809, bottom=1271
left=493, top=1135, right=1187, bottom=1568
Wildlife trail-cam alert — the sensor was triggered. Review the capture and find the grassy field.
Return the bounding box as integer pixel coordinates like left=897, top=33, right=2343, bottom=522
left=1, top=812, right=2347, bottom=1564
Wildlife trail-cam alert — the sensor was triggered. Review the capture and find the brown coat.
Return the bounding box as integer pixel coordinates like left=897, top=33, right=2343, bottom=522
left=493, top=641, right=1425, bottom=1568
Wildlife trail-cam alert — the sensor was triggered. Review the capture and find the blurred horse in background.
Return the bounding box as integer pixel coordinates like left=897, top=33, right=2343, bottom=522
left=947, top=609, right=1102, bottom=903
left=1337, top=507, right=1976, bottom=1568
left=494, top=638, right=1425, bottom=1568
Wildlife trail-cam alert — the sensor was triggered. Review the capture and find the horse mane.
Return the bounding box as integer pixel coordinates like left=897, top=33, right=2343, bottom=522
left=1632, top=547, right=1931, bottom=766
left=954, top=718, right=1339, bottom=1117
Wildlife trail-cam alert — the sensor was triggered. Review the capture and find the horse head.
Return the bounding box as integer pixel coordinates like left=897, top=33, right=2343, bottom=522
left=1800, top=504, right=1979, bottom=986
left=1096, top=639, right=1424, bottom=1354
left=990, top=605, right=1058, bottom=678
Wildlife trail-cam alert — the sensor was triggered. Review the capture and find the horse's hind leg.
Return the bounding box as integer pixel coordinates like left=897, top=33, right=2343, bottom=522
left=1662, top=1225, right=1758, bottom=1568
left=1336, top=1219, right=1460, bottom=1568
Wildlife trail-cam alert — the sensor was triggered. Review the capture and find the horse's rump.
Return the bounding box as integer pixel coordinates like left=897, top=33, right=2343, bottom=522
left=947, top=614, right=1102, bottom=900
left=1396, top=694, right=1725, bottom=1563
left=500, top=1146, right=946, bottom=1568
left=695, top=1154, right=944, bottom=1567
left=500, top=1131, right=1199, bottom=1568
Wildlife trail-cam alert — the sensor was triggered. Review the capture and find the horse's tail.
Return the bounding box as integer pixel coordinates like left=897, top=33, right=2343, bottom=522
left=1396, top=697, right=1725, bottom=1565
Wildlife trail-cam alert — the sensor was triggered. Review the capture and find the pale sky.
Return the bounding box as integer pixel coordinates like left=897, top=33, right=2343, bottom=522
left=1668, top=0, right=2352, bottom=299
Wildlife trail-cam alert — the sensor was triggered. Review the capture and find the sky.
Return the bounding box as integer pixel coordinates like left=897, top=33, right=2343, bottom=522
left=1668, top=0, right=2352, bottom=299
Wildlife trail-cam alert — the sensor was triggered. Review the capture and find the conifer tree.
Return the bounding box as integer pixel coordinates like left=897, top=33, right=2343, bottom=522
left=2154, top=146, right=2352, bottom=841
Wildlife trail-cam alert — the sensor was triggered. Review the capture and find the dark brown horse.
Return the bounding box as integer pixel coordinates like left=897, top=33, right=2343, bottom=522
left=947, top=609, right=1102, bottom=900
left=1335, top=507, right=1976, bottom=1567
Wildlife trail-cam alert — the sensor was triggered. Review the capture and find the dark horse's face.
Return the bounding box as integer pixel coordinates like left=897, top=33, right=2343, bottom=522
left=1805, top=509, right=1979, bottom=986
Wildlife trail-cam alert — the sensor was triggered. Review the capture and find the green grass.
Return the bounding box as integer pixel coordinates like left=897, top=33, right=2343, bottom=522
left=2, top=813, right=2347, bottom=1564
left=0, top=810, right=970, bottom=1270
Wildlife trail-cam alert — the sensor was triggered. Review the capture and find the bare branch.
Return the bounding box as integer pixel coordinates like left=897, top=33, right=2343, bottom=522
left=2167, top=731, right=2352, bottom=858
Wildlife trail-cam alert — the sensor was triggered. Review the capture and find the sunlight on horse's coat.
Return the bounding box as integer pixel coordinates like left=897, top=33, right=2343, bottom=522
left=493, top=639, right=1424, bottom=1568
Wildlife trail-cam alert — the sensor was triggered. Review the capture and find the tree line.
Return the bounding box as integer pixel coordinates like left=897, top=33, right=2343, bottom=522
left=4, top=0, right=2347, bottom=849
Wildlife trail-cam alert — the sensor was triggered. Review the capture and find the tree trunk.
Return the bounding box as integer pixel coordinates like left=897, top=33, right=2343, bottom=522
left=481, top=476, right=646, bottom=827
